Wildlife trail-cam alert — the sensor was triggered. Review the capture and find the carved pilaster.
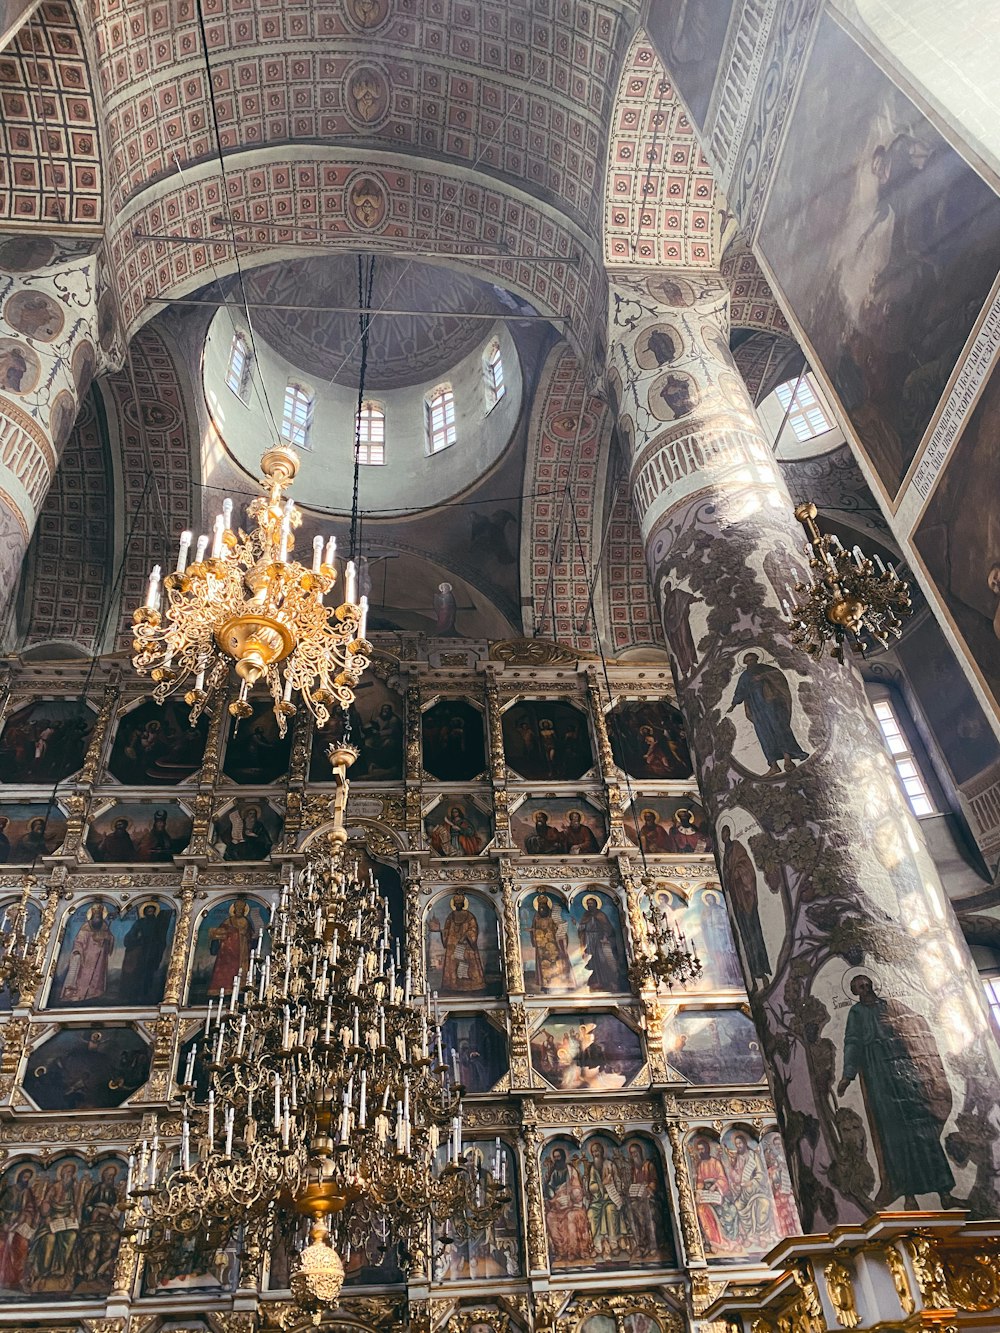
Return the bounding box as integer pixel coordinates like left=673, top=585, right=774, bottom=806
left=79, top=680, right=118, bottom=786
left=281, top=789, right=303, bottom=853
left=199, top=685, right=228, bottom=784
left=665, top=1119, right=706, bottom=1265
left=187, top=789, right=215, bottom=857
left=109, top=1200, right=141, bottom=1300
left=404, top=866, right=425, bottom=993
left=617, top=856, right=648, bottom=961
left=641, top=994, right=670, bottom=1083
left=508, top=999, right=533, bottom=1089
left=162, top=884, right=196, bottom=1006
left=405, top=682, right=422, bottom=782
left=585, top=667, right=615, bottom=779
left=484, top=669, right=513, bottom=848
left=287, top=705, right=311, bottom=785
left=499, top=859, right=524, bottom=993
left=17, top=880, right=63, bottom=1008
left=907, top=1233, right=951, bottom=1307
left=60, top=789, right=89, bottom=859
left=518, top=1101, right=549, bottom=1274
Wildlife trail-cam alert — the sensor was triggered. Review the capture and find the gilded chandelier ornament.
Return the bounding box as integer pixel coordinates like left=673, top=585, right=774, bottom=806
left=131, top=444, right=370, bottom=737
left=629, top=880, right=702, bottom=992
left=785, top=502, right=911, bottom=662
left=0, top=881, right=41, bottom=998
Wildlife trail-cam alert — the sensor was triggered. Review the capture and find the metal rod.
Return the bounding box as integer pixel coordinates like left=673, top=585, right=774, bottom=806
left=145, top=296, right=567, bottom=322
left=132, top=230, right=579, bottom=263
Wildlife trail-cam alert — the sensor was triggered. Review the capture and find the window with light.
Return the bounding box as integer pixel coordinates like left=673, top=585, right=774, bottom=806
left=484, top=341, right=505, bottom=409
left=871, top=696, right=936, bottom=817
left=225, top=332, right=252, bottom=402
left=281, top=381, right=315, bottom=451
left=426, top=384, right=457, bottom=453
left=356, top=400, right=386, bottom=466
left=774, top=375, right=834, bottom=442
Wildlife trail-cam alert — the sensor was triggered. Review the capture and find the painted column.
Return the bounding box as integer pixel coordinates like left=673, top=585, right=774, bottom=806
left=0, top=239, right=112, bottom=612
left=607, top=270, right=1000, bottom=1229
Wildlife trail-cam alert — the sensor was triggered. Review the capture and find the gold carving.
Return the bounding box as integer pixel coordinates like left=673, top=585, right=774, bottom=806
left=518, top=1103, right=550, bottom=1272
left=484, top=669, right=508, bottom=784
left=499, top=861, right=525, bottom=992
left=824, top=1255, right=861, bottom=1328
left=508, top=1000, right=533, bottom=1089
left=885, top=1243, right=916, bottom=1315
left=78, top=681, right=118, bottom=786
left=405, top=683, right=422, bottom=781
left=489, top=638, right=594, bottom=665
left=404, top=869, right=425, bottom=994
left=586, top=669, right=616, bottom=778
left=162, top=885, right=195, bottom=1005
left=939, top=1244, right=1000, bottom=1312
left=908, top=1233, right=951, bottom=1308
left=448, top=1310, right=510, bottom=1333
left=666, top=1120, right=705, bottom=1263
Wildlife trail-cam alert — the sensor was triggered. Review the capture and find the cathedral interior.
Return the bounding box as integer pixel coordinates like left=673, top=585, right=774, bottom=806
left=1, top=1, right=1000, bottom=1331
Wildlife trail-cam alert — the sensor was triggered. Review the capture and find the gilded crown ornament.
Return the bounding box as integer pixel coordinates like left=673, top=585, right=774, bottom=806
left=785, top=502, right=911, bottom=662
left=130, top=444, right=370, bottom=738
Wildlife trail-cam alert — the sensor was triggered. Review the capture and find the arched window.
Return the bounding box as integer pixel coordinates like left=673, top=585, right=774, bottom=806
left=281, top=381, right=314, bottom=450
left=868, top=691, right=937, bottom=817
left=483, top=339, right=505, bottom=409
left=356, top=400, right=385, bottom=466
left=426, top=383, right=456, bottom=454
left=225, top=332, right=252, bottom=402
left=773, top=374, right=834, bottom=442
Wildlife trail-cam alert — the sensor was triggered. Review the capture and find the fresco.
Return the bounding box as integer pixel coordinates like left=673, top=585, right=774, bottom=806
left=433, top=1141, right=520, bottom=1280
left=501, top=699, right=594, bottom=780
left=0, top=803, right=66, bottom=864
left=440, top=1011, right=508, bottom=1093
left=24, top=1025, right=151, bottom=1110
left=188, top=896, right=270, bottom=1007
left=530, top=1013, right=645, bottom=1092
left=757, top=11, right=1000, bottom=497
left=223, top=700, right=293, bottom=784
left=107, top=698, right=208, bottom=784
left=0, top=698, right=96, bottom=784
left=913, top=360, right=1000, bottom=715
left=608, top=699, right=692, bottom=780
left=213, top=798, right=283, bottom=861
left=0, top=1154, right=126, bottom=1300
left=724, top=651, right=810, bottom=779
left=644, top=0, right=735, bottom=128
left=540, top=1132, right=675, bottom=1271
left=424, top=795, right=491, bottom=858
left=425, top=891, right=502, bottom=998
left=86, top=802, right=192, bottom=863
left=662, top=1009, right=764, bottom=1085
left=625, top=795, right=712, bottom=855
left=520, top=888, right=629, bottom=995
left=686, top=1126, right=799, bottom=1262
left=308, top=676, right=404, bottom=781
left=0, top=896, right=41, bottom=1011
left=49, top=897, right=175, bottom=1009
left=421, top=698, right=487, bottom=781
left=511, top=798, right=607, bottom=857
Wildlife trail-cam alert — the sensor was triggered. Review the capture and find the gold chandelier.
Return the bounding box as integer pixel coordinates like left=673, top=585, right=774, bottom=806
left=131, top=444, right=370, bottom=735
left=786, top=502, right=912, bottom=662
left=0, top=881, right=40, bottom=999
left=127, top=814, right=507, bottom=1319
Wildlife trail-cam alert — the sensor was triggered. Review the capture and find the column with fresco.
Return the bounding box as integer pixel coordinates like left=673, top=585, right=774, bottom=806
left=606, top=269, right=1000, bottom=1229
left=0, top=238, right=113, bottom=612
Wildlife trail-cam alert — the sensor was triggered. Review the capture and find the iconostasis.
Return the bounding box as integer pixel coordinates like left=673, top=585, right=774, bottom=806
left=0, top=644, right=794, bottom=1331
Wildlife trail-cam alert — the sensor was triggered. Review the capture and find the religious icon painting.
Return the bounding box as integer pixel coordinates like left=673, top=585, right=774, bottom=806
left=222, top=699, right=293, bottom=785
left=421, top=698, right=487, bottom=781
left=519, top=888, right=630, bottom=996
left=625, top=795, right=712, bottom=856
left=176, top=1029, right=211, bottom=1104
left=440, top=1011, right=508, bottom=1094
left=685, top=1125, right=796, bottom=1262
left=661, top=1008, right=765, bottom=1085
left=0, top=1153, right=127, bottom=1300
left=423, top=795, right=492, bottom=858
left=608, top=698, right=692, bottom=780
left=0, top=895, right=41, bottom=1011
left=0, top=698, right=97, bottom=785
left=510, top=797, right=608, bottom=857
left=85, top=801, right=192, bottom=863
left=24, top=1024, right=151, bottom=1111
left=424, top=890, right=502, bottom=998
left=724, top=651, right=811, bottom=779
left=0, top=802, right=67, bottom=864
left=540, top=1132, right=675, bottom=1272
left=187, top=895, right=270, bottom=1007
left=432, top=1141, right=521, bottom=1280
left=142, top=1236, right=240, bottom=1295
left=212, top=797, right=283, bottom=861
left=47, top=897, right=176, bottom=1010
left=107, top=697, right=209, bottom=785
left=308, top=676, right=404, bottom=781
left=684, top=886, right=745, bottom=990
left=500, top=698, right=594, bottom=781
left=268, top=1200, right=404, bottom=1290
left=529, top=1012, right=646, bottom=1092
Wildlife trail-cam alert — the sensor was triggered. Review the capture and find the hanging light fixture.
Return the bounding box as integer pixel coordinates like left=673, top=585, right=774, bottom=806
left=784, top=502, right=911, bottom=663
left=127, top=760, right=508, bottom=1320
left=0, top=880, right=40, bottom=999
left=630, top=880, right=703, bottom=991
left=130, top=443, right=369, bottom=736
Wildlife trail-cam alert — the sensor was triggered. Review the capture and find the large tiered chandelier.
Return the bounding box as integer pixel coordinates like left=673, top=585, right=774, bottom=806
left=128, top=819, right=508, bottom=1319
left=630, top=883, right=702, bottom=992
left=131, top=444, right=370, bottom=735
left=785, top=502, right=911, bottom=662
